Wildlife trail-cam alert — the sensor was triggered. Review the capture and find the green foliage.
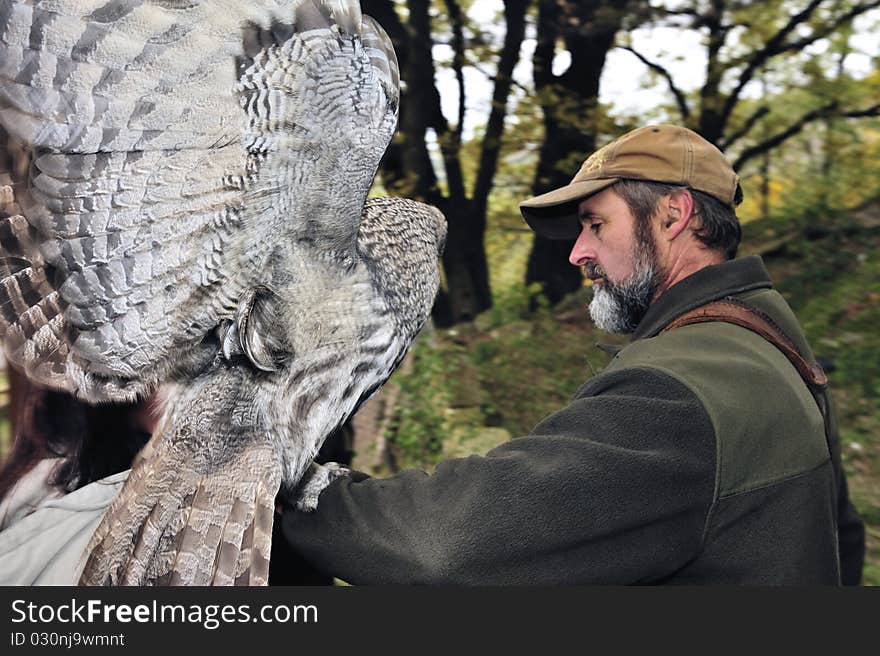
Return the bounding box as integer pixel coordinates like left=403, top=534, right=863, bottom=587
left=744, top=199, right=880, bottom=584
left=464, top=284, right=612, bottom=437
left=384, top=194, right=880, bottom=582
left=480, top=281, right=545, bottom=328
left=387, top=338, right=455, bottom=469
left=468, top=316, right=591, bottom=436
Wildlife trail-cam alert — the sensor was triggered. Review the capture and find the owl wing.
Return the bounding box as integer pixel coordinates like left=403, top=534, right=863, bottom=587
left=0, top=144, right=69, bottom=386
left=79, top=427, right=282, bottom=586
left=0, top=0, right=399, bottom=402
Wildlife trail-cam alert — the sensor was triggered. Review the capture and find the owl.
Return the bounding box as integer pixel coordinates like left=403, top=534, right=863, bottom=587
left=0, top=0, right=446, bottom=584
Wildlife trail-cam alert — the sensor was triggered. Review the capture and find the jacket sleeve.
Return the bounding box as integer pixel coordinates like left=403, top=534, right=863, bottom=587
left=281, top=368, right=717, bottom=584
left=821, top=391, right=866, bottom=585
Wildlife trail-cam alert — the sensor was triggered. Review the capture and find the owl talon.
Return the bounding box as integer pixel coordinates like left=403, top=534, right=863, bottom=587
left=293, top=461, right=351, bottom=512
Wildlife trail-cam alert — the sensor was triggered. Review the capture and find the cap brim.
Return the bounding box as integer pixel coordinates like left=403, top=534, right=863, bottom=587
left=519, top=178, right=618, bottom=239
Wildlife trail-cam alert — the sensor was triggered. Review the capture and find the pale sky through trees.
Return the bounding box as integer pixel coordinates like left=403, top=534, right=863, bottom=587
left=431, top=0, right=880, bottom=139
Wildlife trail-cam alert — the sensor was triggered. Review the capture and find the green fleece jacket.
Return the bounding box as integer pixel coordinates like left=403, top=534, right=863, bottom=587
left=282, top=256, right=864, bottom=585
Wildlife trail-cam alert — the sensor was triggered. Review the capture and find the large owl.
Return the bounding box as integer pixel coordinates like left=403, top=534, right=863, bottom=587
left=0, top=0, right=446, bottom=584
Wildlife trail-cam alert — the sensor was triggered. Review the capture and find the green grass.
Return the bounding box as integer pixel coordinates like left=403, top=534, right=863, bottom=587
left=757, top=217, right=880, bottom=585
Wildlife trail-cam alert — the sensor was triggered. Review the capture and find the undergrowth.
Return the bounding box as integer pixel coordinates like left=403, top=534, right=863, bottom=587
left=388, top=206, right=880, bottom=584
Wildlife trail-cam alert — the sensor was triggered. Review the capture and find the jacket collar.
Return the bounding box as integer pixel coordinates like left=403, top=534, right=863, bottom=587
left=631, top=255, right=773, bottom=341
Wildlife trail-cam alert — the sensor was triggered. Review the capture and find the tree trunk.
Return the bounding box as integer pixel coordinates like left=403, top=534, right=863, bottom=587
left=525, top=0, right=628, bottom=306
left=696, top=0, right=728, bottom=145
left=438, top=203, right=490, bottom=325
left=364, top=0, right=526, bottom=326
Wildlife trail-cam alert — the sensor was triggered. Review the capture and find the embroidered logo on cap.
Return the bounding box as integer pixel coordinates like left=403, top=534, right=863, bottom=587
left=580, top=146, right=609, bottom=176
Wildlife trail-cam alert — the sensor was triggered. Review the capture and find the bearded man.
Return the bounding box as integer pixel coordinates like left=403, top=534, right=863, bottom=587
left=282, top=125, right=865, bottom=585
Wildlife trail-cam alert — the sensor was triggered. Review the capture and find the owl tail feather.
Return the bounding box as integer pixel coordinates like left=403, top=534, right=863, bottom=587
left=79, top=436, right=281, bottom=586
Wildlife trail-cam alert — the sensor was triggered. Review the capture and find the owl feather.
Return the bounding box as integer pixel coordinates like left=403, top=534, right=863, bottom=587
left=0, top=0, right=446, bottom=585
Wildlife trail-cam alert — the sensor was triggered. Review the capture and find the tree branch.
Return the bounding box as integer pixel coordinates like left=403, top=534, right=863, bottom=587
left=719, top=105, right=769, bottom=150
left=472, top=0, right=529, bottom=216
left=657, top=8, right=702, bottom=18
left=468, top=60, right=531, bottom=94
left=779, top=0, right=880, bottom=56
left=443, top=0, right=466, bottom=146
left=720, top=0, right=824, bottom=130
left=733, top=100, right=837, bottom=170
left=721, top=0, right=880, bottom=132
left=842, top=103, right=880, bottom=118
left=532, top=0, right=560, bottom=92
left=397, top=0, right=460, bottom=205
left=618, top=45, right=691, bottom=120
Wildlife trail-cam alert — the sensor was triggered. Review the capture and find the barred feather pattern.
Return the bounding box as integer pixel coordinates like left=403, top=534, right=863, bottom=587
left=80, top=375, right=282, bottom=586
left=1, top=0, right=445, bottom=586
left=0, top=0, right=402, bottom=402
left=0, top=208, right=71, bottom=385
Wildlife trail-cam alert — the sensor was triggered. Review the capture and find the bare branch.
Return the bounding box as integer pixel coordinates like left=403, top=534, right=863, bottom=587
left=444, top=0, right=466, bottom=145
left=721, top=0, right=880, bottom=131
left=658, top=8, right=702, bottom=18
left=720, top=0, right=824, bottom=129
left=618, top=45, right=691, bottom=120
left=842, top=103, right=880, bottom=118
left=472, top=0, right=529, bottom=215
left=719, top=105, right=769, bottom=150
left=733, top=101, right=838, bottom=170
left=779, top=0, right=880, bottom=55
left=734, top=100, right=879, bottom=171
left=469, top=60, right=531, bottom=95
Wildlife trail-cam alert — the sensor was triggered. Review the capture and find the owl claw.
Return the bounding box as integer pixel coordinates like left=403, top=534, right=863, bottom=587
left=293, top=461, right=351, bottom=512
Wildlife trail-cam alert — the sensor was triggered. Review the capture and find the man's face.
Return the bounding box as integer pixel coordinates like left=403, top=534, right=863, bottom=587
left=569, top=188, right=662, bottom=334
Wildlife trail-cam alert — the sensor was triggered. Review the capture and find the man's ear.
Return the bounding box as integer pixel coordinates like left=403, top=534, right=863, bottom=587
left=663, top=190, right=695, bottom=240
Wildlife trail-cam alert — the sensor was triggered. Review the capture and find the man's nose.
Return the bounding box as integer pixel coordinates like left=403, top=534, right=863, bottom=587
left=569, top=230, right=593, bottom=267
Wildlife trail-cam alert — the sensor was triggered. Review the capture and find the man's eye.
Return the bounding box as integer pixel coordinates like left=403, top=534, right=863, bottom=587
left=590, top=223, right=601, bottom=233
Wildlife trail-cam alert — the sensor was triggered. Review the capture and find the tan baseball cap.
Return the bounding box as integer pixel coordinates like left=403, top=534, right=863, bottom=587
left=519, top=124, right=742, bottom=239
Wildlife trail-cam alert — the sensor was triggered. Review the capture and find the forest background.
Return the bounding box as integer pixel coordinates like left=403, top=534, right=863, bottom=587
left=349, top=0, right=880, bottom=585
left=0, top=0, right=879, bottom=584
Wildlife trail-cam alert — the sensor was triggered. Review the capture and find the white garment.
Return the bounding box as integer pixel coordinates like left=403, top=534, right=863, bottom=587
left=0, top=461, right=128, bottom=585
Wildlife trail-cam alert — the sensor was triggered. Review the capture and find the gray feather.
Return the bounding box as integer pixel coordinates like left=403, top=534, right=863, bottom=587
left=1, top=0, right=447, bottom=586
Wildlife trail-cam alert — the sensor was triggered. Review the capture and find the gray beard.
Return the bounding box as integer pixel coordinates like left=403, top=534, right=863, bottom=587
left=588, top=248, right=660, bottom=335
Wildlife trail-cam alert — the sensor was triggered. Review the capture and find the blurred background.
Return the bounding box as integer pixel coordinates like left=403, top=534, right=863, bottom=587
left=2, top=0, right=878, bottom=583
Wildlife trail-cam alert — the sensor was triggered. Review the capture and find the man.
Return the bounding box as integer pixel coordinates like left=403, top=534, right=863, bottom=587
left=283, top=124, right=865, bottom=584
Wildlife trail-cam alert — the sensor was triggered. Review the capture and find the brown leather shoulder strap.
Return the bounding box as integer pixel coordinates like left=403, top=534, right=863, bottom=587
left=661, top=298, right=828, bottom=388
left=662, top=298, right=842, bottom=499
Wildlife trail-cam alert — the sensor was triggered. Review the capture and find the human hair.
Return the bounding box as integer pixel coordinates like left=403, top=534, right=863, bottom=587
left=0, top=375, right=152, bottom=503
left=612, top=179, right=742, bottom=260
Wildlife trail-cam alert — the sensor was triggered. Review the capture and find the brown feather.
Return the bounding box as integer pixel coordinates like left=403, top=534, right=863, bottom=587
left=80, top=435, right=281, bottom=586
left=2, top=0, right=445, bottom=587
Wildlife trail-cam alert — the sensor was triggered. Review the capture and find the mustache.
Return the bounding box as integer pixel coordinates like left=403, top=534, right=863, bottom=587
left=584, top=263, right=606, bottom=280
